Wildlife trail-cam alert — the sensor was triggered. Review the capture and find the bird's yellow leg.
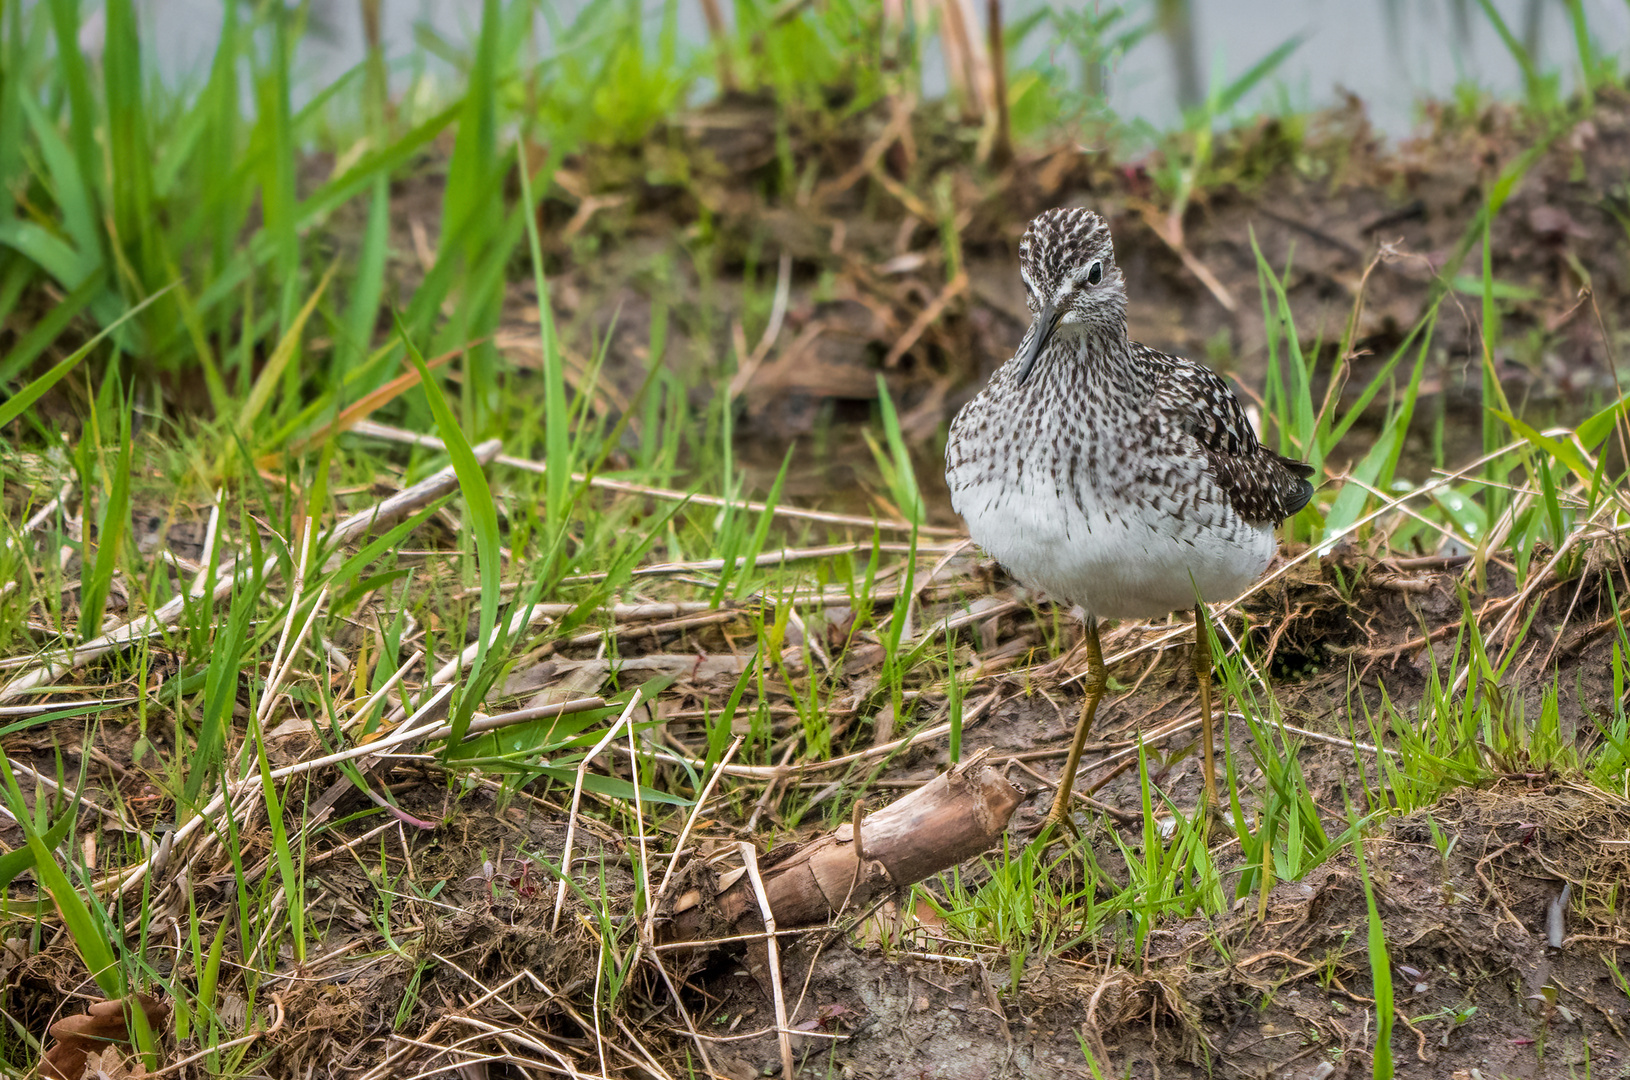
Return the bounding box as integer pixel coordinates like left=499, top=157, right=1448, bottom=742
left=1193, top=603, right=1221, bottom=815
left=1043, top=617, right=1106, bottom=833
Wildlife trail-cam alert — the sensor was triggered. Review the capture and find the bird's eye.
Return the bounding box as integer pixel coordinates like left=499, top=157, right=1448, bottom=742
left=1086, top=261, right=1103, bottom=286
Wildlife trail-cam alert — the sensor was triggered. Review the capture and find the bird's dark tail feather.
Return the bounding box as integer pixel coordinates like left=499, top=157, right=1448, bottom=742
left=1279, top=454, right=1316, bottom=517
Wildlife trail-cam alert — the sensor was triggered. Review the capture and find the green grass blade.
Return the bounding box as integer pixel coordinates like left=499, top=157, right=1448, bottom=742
left=0, top=270, right=103, bottom=387
left=442, top=0, right=501, bottom=269
left=0, top=802, right=74, bottom=890
left=184, top=553, right=261, bottom=806
left=733, top=445, right=794, bottom=601
left=0, top=753, right=121, bottom=995
left=0, top=1, right=25, bottom=202
left=79, top=395, right=134, bottom=639
left=1473, top=0, right=1544, bottom=109
left=235, top=263, right=336, bottom=443
left=18, top=90, right=100, bottom=271
left=261, top=5, right=300, bottom=336
left=103, top=0, right=154, bottom=287
left=399, top=318, right=501, bottom=751
left=0, top=218, right=96, bottom=293
left=516, top=145, right=571, bottom=532
left=0, top=285, right=171, bottom=428
left=339, top=174, right=391, bottom=386
left=1321, top=328, right=1428, bottom=541
left=45, top=0, right=103, bottom=230
left=1210, top=33, right=1303, bottom=116
left=873, top=374, right=924, bottom=524
left=1356, top=833, right=1394, bottom=1078
left=1248, top=229, right=1316, bottom=464
left=249, top=712, right=305, bottom=963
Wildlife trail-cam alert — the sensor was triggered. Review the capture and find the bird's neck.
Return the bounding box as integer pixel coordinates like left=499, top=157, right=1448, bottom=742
left=1049, top=321, right=1151, bottom=397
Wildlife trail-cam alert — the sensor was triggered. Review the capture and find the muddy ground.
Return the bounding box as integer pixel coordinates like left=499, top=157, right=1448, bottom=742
left=223, top=547, right=1630, bottom=1079
left=463, top=88, right=1630, bottom=1076
left=674, top=555, right=1630, bottom=1079
left=12, top=534, right=1627, bottom=1078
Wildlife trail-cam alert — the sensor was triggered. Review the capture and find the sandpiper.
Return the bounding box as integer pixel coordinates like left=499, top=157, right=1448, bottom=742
left=945, top=207, right=1313, bottom=829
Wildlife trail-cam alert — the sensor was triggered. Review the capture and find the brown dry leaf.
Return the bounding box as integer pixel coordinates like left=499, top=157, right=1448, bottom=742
left=911, top=895, right=948, bottom=934
left=0, top=937, right=29, bottom=981
left=79, top=1047, right=142, bottom=1080
left=41, top=995, right=170, bottom=1080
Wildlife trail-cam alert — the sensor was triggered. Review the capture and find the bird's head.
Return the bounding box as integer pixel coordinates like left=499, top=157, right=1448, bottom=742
left=1013, top=207, right=1125, bottom=384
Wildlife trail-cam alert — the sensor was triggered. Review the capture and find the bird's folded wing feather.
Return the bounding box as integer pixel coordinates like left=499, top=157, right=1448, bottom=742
left=1135, top=343, right=1315, bottom=526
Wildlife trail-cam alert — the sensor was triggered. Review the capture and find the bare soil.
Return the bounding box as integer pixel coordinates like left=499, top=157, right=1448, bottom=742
left=13, top=527, right=1628, bottom=1077
left=678, top=554, right=1630, bottom=1079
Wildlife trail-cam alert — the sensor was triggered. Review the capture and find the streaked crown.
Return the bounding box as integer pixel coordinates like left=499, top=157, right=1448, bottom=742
left=1017, top=207, right=1124, bottom=328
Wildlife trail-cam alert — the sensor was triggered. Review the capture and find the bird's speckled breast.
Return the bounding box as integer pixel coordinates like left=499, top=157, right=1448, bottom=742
left=945, top=351, right=1274, bottom=620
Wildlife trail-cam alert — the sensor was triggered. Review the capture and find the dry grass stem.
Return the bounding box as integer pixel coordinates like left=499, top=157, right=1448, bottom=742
left=552, top=688, right=644, bottom=933
left=0, top=442, right=500, bottom=702
left=350, top=418, right=959, bottom=536
left=649, top=734, right=744, bottom=928
left=342, top=648, right=424, bottom=731
left=740, top=840, right=796, bottom=1079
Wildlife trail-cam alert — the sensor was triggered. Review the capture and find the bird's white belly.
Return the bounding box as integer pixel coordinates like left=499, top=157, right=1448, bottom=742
left=951, top=471, right=1274, bottom=620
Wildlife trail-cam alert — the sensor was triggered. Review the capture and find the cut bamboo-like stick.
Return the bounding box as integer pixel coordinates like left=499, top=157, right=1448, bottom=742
left=662, top=749, right=1022, bottom=946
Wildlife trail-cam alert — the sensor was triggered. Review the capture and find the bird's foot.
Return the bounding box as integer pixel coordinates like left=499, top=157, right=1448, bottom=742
left=1029, top=804, right=1083, bottom=851
left=1200, top=794, right=1232, bottom=841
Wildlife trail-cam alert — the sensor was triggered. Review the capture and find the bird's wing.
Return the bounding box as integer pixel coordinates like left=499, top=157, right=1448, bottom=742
left=1135, top=343, right=1315, bottom=526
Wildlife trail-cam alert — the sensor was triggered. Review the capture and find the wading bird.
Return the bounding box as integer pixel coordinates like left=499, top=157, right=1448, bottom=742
left=945, top=207, right=1313, bottom=830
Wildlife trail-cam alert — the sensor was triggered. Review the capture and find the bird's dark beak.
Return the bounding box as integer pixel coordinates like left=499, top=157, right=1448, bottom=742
left=1014, top=304, right=1060, bottom=386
